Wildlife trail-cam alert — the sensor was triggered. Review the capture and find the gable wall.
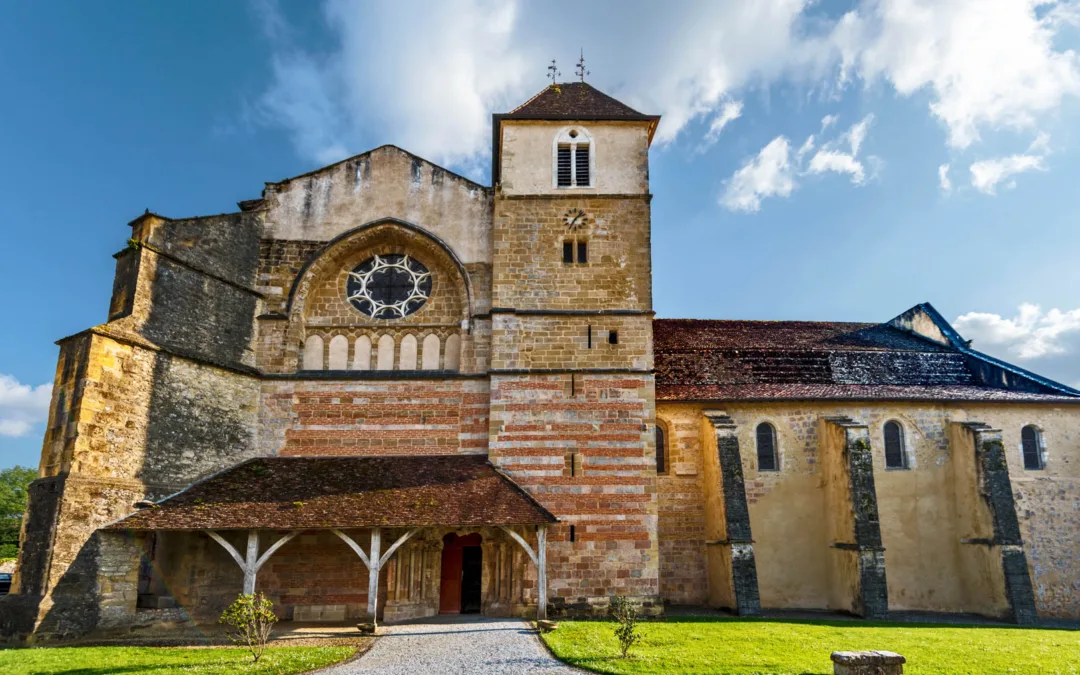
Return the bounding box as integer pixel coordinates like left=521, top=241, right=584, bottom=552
left=261, top=146, right=493, bottom=264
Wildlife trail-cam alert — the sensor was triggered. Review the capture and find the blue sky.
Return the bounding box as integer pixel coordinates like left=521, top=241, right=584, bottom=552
left=2, top=0, right=1080, bottom=470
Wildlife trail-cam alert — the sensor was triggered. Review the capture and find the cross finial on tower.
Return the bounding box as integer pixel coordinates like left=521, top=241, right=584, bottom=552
left=547, top=59, right=560, bottom=85
left=575, top=48, right=590, bottom=82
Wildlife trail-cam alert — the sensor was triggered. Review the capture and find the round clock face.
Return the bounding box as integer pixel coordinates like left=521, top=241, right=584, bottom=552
left=346, top=254, right=432, bottom=319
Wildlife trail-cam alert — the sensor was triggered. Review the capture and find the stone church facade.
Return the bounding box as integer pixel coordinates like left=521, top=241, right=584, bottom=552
left=3, top=83, right=1078, bottom=640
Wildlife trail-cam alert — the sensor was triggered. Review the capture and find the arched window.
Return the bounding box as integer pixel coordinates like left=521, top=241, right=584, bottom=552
left=1021, top=425, right=1044, bottom=470
left=883, top=421, right=907, bottom=469
left=328, top=335, right=349, bottom=370
left=553, top=127, right=594, bottom=188
left=756, top=423, right=778, bottom=471
left=302, top=335, right=324, bottom=370
left=376, top=335, right=395, bottom=370
left=444, top=334, right=461, bottom=371
left=399, top=334, right=418, bottom=370
left=655, top=424, right=667, bottom=474
left=352, top=336, right=372, bottom=370
left=421, top=334, right=441, bottom=370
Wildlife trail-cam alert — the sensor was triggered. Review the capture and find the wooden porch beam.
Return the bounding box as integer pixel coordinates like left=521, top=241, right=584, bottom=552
left=206, top=530, right=301, bottom=596
left=500, top=524, right=549, bottom=620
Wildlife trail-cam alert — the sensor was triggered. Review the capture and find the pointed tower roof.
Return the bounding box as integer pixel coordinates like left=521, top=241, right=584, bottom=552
left=505, top=82, right=654, bottom=120
left=491, top=82, right=660, bottom=185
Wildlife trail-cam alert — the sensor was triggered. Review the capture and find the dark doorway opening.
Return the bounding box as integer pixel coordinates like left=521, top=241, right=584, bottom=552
left=461, top=546, right=482, bottom=613
left=439, top=533, right=483, bottom=614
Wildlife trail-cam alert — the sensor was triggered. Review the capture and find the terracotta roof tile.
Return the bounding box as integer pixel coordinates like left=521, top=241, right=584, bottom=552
left=505, top=82, right=653, bottom=119
left=653, top=319, right=1080, bottom=404
left=657, top=383, right=1080, bottom=404
left=106, top=455, right=557, bottom=531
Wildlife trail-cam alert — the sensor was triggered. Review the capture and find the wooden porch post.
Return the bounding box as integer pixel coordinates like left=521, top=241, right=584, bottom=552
left=500, top=525, right=549, bottom=621
left=243, top=530, right=259, bottom=595
left=367, top=528, right=381, bottom=623
left=206, top=529, right=301, bottom=597
left=332, top=527, right=418, bottom=629
left=537, top=525, right=548, bottom=621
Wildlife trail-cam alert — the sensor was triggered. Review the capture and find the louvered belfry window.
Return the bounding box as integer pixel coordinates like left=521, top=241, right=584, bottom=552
left=575, top=144, right=590, bottom=186
left=884, top=421, right=906, bottom=469
left=554, top=128, right=592, bottom=188
left=756, top=423, right=778, bottom=471
left=557, top=144, right=573, bottom=187
left=1021, top=425, right=1043, bottom=469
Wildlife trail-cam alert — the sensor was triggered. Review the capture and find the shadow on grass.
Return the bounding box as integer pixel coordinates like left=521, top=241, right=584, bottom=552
left=641, top=614, right=1077, bottom=633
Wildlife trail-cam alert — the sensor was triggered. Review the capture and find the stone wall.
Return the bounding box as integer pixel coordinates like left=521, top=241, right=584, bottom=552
left=488, top=373, right=661, bottom=617
left=261, top=146, right=493, bottom=265
left=498, top=120, right=651, bottom=196
left=261, top=378, right=490, bottom=456
left=491, top=197, right=652, bottom=312
left=654, top=400, right=1080, bottom=619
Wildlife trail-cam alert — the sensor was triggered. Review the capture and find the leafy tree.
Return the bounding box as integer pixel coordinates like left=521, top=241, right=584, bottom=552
left=0, top=466, right=36, bottom=559
left=220, top=592, right=278, bottom=663
left=610, top=595, right=642, bottom=658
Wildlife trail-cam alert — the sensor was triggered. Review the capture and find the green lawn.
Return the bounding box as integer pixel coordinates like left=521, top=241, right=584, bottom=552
left=542, top=617, right=1080, bottom=675
left=0, top=645, right=356, bottom=674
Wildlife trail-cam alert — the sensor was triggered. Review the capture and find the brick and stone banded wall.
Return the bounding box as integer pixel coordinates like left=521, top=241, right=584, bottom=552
left=488, top=373, right=660, bottom=613
left=492, top=197, right=652, bottom=312
left=261, top=378, right=490, bottom=456
left=490, top=314, right=652, bottom=371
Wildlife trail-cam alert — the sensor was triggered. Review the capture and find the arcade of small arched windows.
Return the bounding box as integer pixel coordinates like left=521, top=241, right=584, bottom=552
left=302, top=330, right=462, bottom=372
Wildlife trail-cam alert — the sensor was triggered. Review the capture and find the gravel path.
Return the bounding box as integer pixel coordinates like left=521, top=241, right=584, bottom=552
left=321, top=615, right=581, bottom=674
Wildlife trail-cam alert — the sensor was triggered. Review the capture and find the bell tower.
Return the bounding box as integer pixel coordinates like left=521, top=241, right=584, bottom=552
left=488, top=82, right=662, bottom=616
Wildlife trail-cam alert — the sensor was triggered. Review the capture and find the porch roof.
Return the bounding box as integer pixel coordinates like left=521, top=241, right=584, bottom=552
left=105, top=455, right=558, bottom=531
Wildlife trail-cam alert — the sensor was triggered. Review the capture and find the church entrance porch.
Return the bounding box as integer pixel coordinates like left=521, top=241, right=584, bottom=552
left=97, top=455, right=557, bottom=635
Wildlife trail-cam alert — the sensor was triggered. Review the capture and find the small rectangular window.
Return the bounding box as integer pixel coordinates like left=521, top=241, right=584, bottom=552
left=563, top=240, right=574, bottom=263
left=577, top=241, right=588, bottom=263
left=557, top=145, right=572, bottom=187
left=587, top=325, right=592, bottom=349
left=608, top=330, right=618, bottom=345
left=569, top=525, right=576, bottom=542
left=575, top=144, right=590, bottom=186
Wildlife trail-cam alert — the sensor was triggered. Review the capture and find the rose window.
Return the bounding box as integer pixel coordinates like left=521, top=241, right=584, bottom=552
left=346, top=254, right=432, bottom=319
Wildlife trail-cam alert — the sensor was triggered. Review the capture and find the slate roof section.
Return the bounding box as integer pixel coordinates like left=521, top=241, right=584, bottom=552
left=106, top=455, right=558, bottom=531
left=657, top=383, right=1080, bottom=404
left=654, top=318, right=1080, bottom=404
left=505, top=82, right=654, bottom=120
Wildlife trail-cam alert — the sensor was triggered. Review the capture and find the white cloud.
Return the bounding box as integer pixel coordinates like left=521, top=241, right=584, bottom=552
left=955, top=304, right=1080, bottom=387
left=720, top=136, right=795, bottom=212
left=938, top=163, right=952, bottom=192
left=832, top=0, right=1080, bottom=149
left=258, top=0, right=530, bottom=170
left=699, top=100, right=744, bottom=150
left=806, top=114, right=876, bottom=184
left=254, top=0, right=1080, bottom=187
left=0, top=375, right=52, bottom=438
left=969, top=154, right=1046, bottom=194
left=723, top=114, right=878, bottom=211
left=956, top=303, right=1080, bottom=358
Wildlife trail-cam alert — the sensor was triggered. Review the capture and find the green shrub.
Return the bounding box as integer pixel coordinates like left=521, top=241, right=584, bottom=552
left=219, top=592, right=278, bottom=663
left=609, top=595, right=642, bottom=658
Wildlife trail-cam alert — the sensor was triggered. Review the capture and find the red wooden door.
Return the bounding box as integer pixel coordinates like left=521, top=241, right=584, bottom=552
left=440, top=544, right=463, bottom=614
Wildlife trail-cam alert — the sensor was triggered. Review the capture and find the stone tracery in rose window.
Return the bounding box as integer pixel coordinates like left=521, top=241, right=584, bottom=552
left=346, top=254, right=433, bottom=319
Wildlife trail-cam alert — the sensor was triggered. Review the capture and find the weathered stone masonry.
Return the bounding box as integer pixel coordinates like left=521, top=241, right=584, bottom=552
left=5, top=82, right=1080, bottom=641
